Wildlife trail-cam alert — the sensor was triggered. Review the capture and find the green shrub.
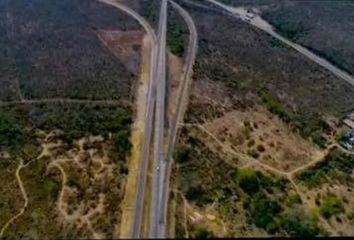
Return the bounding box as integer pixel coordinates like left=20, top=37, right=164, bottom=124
left=190, top=227, right=214, bottom=239
left=279, top=206, right=321, bottom=237
left=236, top=168, right=260, bottom=195
left=259, top=90, right=290, bottom=122
left=319, top=195, right=344, bottom=219
left=297, top=149, right=354, bottom=187
left=247, top=193, right=282, bottom=232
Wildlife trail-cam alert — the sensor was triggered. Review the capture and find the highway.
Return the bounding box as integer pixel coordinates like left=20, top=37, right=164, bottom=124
left=158, top=1, right=198, bottom=237
left=205, top=0, right=354, bottom=87
left=97, top=0, right=197, bottom=237
left=97, top=0, right=159, bottom=238
left=98, top=0, right=354, bottom=238
left=149, top=0, right=168, bottom=238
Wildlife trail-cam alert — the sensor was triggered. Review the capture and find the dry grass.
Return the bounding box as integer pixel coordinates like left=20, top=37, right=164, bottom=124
left=119, top=34, right=151, bottom=238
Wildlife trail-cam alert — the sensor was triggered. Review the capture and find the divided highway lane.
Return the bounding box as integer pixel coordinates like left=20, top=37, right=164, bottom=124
left=206, top=0, right=354, bottom=87
left=157, top=0, right=198, bottom=237
left=150, top=0, right=168, bottom=238
left=97, top=0, right=158, bottom=238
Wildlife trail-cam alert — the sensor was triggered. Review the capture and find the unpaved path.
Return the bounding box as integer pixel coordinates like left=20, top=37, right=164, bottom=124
left=0, top=98, right=128, bottom=107
left=186, top=123, right=341, bottom=235
left=0, top=160, right=29, bottom=237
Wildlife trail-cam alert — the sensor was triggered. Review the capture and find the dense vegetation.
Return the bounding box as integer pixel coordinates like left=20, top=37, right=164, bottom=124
left=297, top=149, right=354, bottom=188
left=0, top=103, right=132, bottom=160
left=0, top=111, right=29, bottom=151
left=174, top=128, right=323, bottom=237
left=0, top=0, right=138, bottom=101
left=319, top=194, right=344, bottom=220
left=262, top=1, right=354, bottom=75
left=167, top=5, right=188, bottom=57
left=139, top=0, right=160, bottom=27
left=218, top=1, right=354, bottom=75
left=187, top=4, right=354, bottom=124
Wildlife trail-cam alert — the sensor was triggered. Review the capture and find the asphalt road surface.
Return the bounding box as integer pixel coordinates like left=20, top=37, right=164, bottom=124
left=97, top=1, right=159, bottom=238
left=149, top=0, right=168, bottom=238
left=158, top=1, right=198, bottom=237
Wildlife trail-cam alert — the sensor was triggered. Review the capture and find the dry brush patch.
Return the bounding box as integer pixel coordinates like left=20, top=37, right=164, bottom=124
left=0, top=129, right=129, bottom=239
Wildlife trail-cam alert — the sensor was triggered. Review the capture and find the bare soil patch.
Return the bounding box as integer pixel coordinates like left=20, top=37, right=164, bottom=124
left=202, top=106, right=323, bottom=172
left=97, top=30, right=143, bottom=74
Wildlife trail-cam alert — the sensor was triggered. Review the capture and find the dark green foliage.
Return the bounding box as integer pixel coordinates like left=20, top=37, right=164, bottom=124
left=175, top=128, right=325, bottom=236
left=235, top=168, right=260, bottom=195
left=279, top=206, right=321, bottom=237
left=30, top=104, right=131, bottom=141
left=190, top=227, right=214, bottom=239
left=176, top=129, right=237, bottom=207
left=319, top=194, right=344, bottom=219
left=168, top=24, right=185, bottom=56
left=174, top=145, right=191, bottom=164
left=0, top=108, right=32, bottom=150
left=140, top=0, right=159, bottom=25
left=44, top=179, right=60, bottom=200
left=247, top=193, right=282, bottom=232
left=167, top=9, right=188, bottom=57
left=0, top=114, right=25, bottom=148
left=292, top=115, right=331, bottom=141
left=0, top=103, right=132, bottom=160
left=259, top=90, right=290, bottom=122
left=297, top=149, right=354, bottom=187
left=311, top=133, right=328, bottom=149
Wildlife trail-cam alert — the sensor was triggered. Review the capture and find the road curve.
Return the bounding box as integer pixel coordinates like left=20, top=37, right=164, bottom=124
left=155, top=1, right=198, bottom=238
left=167, top=0, right=198, bottom=166
left=206, top=0, right=354, bottom=87
left=97, top=0, right=156, bottom=44
left=158, top=0, right=198, bottom=236
left=97, top=0, right=158, bottom=238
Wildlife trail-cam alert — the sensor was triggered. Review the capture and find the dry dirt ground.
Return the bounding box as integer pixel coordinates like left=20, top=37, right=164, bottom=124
left=203, top=107, right=323, bottom=172
left=118, top=33, right=151, bottom=238
left=189, top=78, right=324, bottom=172
left=97, top=30, right=143, bottom=74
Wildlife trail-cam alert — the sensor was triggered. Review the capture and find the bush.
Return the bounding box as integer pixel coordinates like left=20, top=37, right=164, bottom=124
left=279, top=206, right=321, bottom=237
left=319, top=195, right=344, bottom=219
left=236, top=168, right=260, bottom=195
left=0, top=111, right=31, bottom=150
left=297, top=149, right=354, bottom=187
left=174, top=145, right=191, bottom=163
left=190, top=228, right=214, bottom=239
left=259, top=90, right=290, bottom=122
left=247, top=193, right=282, bottom=232
left=168, top=20, right=185, bottom=57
